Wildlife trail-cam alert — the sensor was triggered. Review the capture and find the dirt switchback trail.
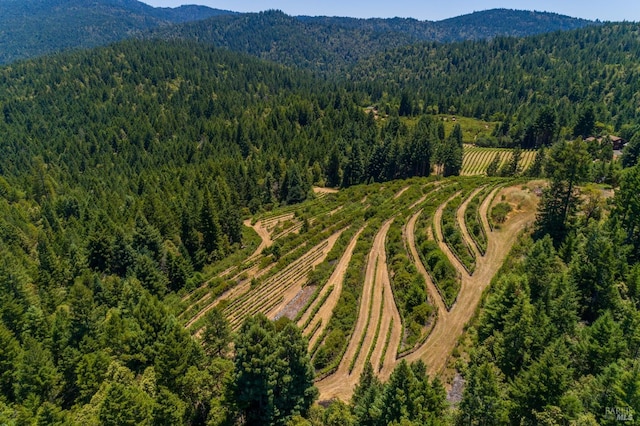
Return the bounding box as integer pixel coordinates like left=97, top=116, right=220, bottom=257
left=375, top=246, right=403, bottom=381
left=404, top=185, right=536, bottom=377
left=405, top=210, right=447, bottom=315
left=433, top=191, right=467, bottom=276
left=456, top=186, right=485, bottom=258
left=302, top=227, right=365, bottom=348
left=316, top=219, right=398, bottom=401
left=244, top=218, right=272, bottom=262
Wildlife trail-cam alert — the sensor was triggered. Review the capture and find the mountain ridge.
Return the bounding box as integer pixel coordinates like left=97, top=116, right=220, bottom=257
left=0, top=1, right=597, bottom=66
left=153, top=8, right=597, bottom=72
left=0, top=0, right=235, bottom=64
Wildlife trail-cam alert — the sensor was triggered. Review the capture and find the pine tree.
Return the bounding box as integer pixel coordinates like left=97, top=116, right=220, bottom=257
left=573, top=105, right=595, bottom=139
left=526, top=147, right=545, bottom=177
left=326, top=147, right=342, bottom=188
left=458, top=357, right=509, bottom=425
left=535, top=139, right=590, bottom=245
left=202, top=308, right=232, bottom=359
left=273, top=322, right=318, bottom=423
left=569, top=224, right=620, bottom=322
left=231, top=314, right=278, bottom=425
left=510, top=338, right=573, bottom=423
left=199, top=191, right=222, bottom=258
left=351, top=363, right=382, bottom=426
left=486, top=153, right=501, bottom=177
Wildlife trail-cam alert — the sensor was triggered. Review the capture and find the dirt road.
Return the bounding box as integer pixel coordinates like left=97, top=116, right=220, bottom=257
left=302, top=228, right=364, bottom=347
left=405, top=210, right=447, bottom=315
left=432, top=191, right=467, bottom=276
left=245, top=218, right=272, bottom=261
left=315, top=219, right=400, bottom=401
left=403, top=185, right=536, bottom=376
left=456, top=186, right=485, bottom=258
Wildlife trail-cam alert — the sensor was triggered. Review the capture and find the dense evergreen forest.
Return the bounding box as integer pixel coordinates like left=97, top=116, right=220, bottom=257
left=152, top=9, right=594, bottom=73
left=0, top=0, right=594, bottom=66
left=349, top=23, right=640, bottom=135
left=0, top=0, right=232, bottom=64
left=0, top=9, right=639, bottom=426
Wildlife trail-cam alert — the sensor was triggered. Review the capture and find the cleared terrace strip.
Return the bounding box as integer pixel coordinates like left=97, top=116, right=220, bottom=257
left=223, top=241, right=330, bottom=326
left=225, top=230, right=347, bottom=331
left=378, top=319, right=394, bottom=371
left=261, top=212, right=296, bottom=232
left=455, top=186, right=486, bottom=259
left=364, top=286, right=385, bottom=369
left=348, top=260, right=379, bottom=374
left=225, top=247, right=328, bottom=330
left=393, top=186, right=410, bottom=200
left=271, top=220, right=303, bottom=240
left=463, top=183, right=503, bottom=255
left=301, top=228, right=365, bottom=348
left=315, top=220, right=402, bottom=395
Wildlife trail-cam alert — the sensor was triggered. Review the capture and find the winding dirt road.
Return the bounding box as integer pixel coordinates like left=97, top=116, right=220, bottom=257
left=403, top=185, right=536, bottom=376
left=405, top=210, right=447, bottom=315
left=316, top=219, right=402, bottom=401
left=301, top=227, right=365, bottom=347
left=432, top=191, right=467, bottom=276
left=456, top=186, right=485, bottom=259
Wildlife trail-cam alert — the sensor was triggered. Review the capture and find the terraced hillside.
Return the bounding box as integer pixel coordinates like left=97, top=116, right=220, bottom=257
left=178, top=177, right=540, bottom=402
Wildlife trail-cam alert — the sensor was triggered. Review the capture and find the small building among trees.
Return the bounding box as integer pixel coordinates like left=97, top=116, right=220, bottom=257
left=585, top=135, right=627, bottom=150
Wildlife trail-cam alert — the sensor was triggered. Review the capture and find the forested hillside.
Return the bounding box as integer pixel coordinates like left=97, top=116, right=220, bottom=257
left=349, top=23, right=640, bottom=130
left=1, top=6, right=640, bottom=425
left=0, top=0, right=232, bottom=64
left=154, top=9, right=595, bottom=72
left=0, top=38, right=466, bottom=423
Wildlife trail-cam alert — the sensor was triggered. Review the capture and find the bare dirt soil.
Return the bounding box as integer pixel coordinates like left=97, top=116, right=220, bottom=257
left=275, top=285, right=318, bottom=321
left=456, top=186, right=485, bottom=258
left=302, top=228, right=364, bottom=348
left=403, top=185, right=537, bottom=377
left=313, top=186, right=339, bottom=196
left=393, top=186, right=410, bottom=200
left=405, top=210, right=447, bottom=315
left=315, top=220, right=402, bottom=401
left=316, top=184, right=538, bottom=402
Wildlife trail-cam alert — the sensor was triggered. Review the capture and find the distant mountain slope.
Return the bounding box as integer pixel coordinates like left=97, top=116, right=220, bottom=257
left=155, top=9, right=596, bottom=72
left=348, top=22, right=640, bottom=128
left=0, top=0, right=233, bottom=64
left=300, top=8, right=595, bottom=42
left=432, top=8, right=597, bottom=41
